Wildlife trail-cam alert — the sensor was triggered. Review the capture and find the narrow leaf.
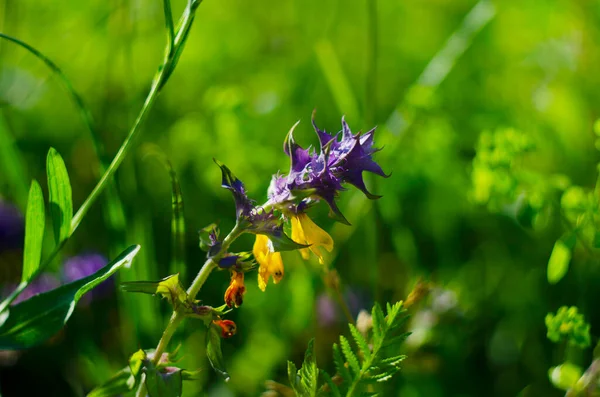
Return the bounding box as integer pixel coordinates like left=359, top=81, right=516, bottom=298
left=206, top=324, right=230, bottom=381
left=547, top=239, right=572, bottom=284
left=47, top=148, right=73, bottom=244
left=22, top=180, right=45, bottom=283
left=0, top=245, right=140, bottom=349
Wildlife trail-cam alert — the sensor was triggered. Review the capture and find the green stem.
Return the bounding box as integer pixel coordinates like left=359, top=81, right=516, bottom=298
left=135, top=223, right=244, bottom=396
left=71, top=0, right=202, bottom=235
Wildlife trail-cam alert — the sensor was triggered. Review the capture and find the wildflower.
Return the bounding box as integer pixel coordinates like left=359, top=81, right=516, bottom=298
left=267, top=116, right=387, bottom=224
left=224, top=270, right=246, bottom=308
left=213, top=319, right=237, bottom=338
left=253, top=234, right=284, bottom=291
left=290, top=213, right=333, bottom=264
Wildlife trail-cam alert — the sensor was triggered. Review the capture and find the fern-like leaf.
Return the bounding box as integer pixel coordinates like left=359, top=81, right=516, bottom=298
left=349, top=323, right=371, bottom=362
left=340, top=335, right=361, bottom=374
left=284, top=300, right=409, bottom=397
left=333, top=343, right=352, bottom=386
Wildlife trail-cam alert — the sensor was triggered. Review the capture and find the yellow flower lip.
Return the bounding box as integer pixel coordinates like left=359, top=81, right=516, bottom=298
left=291, top=213, right=334, bottom=265
left=253, top=234, right=284, bottom=291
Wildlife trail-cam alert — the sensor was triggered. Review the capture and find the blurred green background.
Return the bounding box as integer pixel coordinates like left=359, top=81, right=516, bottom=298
left=1, top=0, right=600, bottom=395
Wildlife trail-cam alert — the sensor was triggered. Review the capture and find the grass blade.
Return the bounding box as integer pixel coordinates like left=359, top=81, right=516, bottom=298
left=22, top=180, right=45, bottom=283
left=46, top=148, right=73, bottom=245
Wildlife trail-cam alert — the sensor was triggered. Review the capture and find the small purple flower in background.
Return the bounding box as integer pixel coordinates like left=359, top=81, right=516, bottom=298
left=11, top=273, right=60, bottom=305
left=0, top=199, right=24, bottom=252
left=62, top=253, right=111, bottom=304
left=317, top=294, right=338, bottom=326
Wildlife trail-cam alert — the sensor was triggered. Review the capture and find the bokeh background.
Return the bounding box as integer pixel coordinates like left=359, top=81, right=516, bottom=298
left=1, top=0, right=600, bottom=395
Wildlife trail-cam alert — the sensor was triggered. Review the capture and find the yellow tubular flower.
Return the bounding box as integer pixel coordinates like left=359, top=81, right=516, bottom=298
left=291, top=213, right=334, bottom=264
left=253, top=234, right=284, bottom=292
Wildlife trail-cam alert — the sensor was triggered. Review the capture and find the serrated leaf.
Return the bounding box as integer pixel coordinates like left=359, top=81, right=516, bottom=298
left=22, top=180, right=45, bottom=283
left=299, top=338, right=319, bottom=397
left=87, top=367, right=136, bottom=397
left=288, top=361, right=299, bottom=394
left=339, top=336, right=360, bottom=374
left=206, top=324, right=229, bottom=381
left=0, top=245, right=140, bottom=349
left=332, top=343, right=352, bottom=385
left=349, top=323, right=371, bottom=362
left=378, top=354, right=406, bottom=367
left=371, top=303, right=385, bottom=341
left=46, top=148, right=73, bottom=245
left=547, top=239, right=572, bottom=284
left=145, top=367, right=183, bottom=397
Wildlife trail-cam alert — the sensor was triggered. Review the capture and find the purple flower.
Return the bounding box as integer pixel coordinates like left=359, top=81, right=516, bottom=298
left=9, top=273, right=60, bottom=305
left=214, top=158, right=254, bottom=220
left=62, top=253, right=111, bottom=303
left=0, top=199, right=24, bottom=251
left=62, top=253, right=108, bottom=283
left=267, top=115, right=388, bottom=224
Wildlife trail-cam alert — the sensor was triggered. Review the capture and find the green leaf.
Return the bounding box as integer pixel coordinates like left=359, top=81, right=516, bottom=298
left=145, top=367, right=183, bottom=397
left=288, top=360, right=299, bottom=394
left=269, top=230, right=309, bottom=252
left=46, top=148, right=73, bottom=245
left=332, top=343, right=352, bottom=385
left=371, top=303, right=385, bottom=341
left=87, top=367, right=136, bottom=397
left=299, top=338, right=319, bottom=397
left=547, top=239, right=573, bottom=284
left=349, top=323, right=371, bottom=362
left=22, top=180, right=45, bottom=283
left=340, top=335, right=361, bottom=374
left=206, top=324, right=229, bottom=381
left=0, top=245, right=140, bottom=349
left=121, top=274, right=189, bottom=310
left=319, top=370, right=341, bottom=397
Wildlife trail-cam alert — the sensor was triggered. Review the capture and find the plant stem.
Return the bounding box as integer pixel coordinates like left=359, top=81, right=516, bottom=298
left=135, top=224, right=244, bottom=396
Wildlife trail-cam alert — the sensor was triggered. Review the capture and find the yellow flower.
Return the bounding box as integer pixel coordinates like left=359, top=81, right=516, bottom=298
left=253, top=234, right=284, bottom=291
left=291, top=213, right=334, bottom=264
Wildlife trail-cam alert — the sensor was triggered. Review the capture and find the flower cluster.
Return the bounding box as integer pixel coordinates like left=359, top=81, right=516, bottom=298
left=212, top=115, right=387, bottom=307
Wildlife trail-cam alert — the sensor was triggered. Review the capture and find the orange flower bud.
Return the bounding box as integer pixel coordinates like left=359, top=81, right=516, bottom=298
left=224, top=270, right=246, bottom=308
left=213, top=319, right=237, bottom=338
